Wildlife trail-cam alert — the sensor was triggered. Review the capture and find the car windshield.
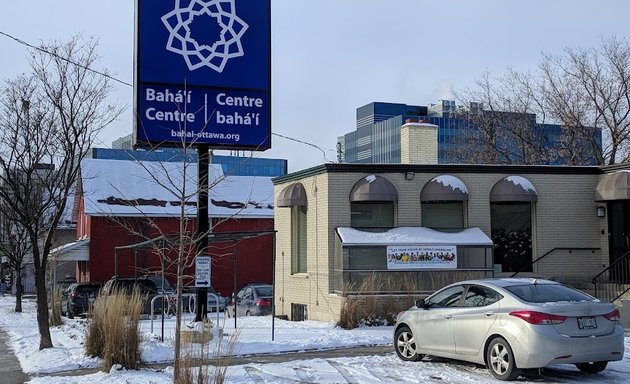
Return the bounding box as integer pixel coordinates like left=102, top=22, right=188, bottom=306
left=149, top=276, right=173, bottom=291
left=254, top=286, right=273, bottom=297
left=505, top=283, right=594, bottom=303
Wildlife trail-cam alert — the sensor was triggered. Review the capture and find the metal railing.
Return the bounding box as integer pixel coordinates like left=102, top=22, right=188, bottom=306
left=150, top=293, right=220, bottom=335
left=591, top=249, right=630, bottom=304
left=510, top=247, right=600, bottom=278
left=331, top=269, right=494, bottom=295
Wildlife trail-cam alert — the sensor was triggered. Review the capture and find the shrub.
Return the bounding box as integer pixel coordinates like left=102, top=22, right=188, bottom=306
left=337, top=285, right=361, bottom=330
left=84, top=288, right=142, bottom=371
left=176, top=319, right=240, bottom=384
left=84, top=291, right=107, bottom=357
left=48, top=286, right=63, bottom=327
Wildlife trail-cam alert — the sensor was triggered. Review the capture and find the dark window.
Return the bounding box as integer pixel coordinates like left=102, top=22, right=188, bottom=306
left=491, top=202, right=532, bottom=272
left=462, top=285, right=502, bottom=307
left=292, top=205, right=307, bottom=274
left=422, top=201, right=464, bottom=229
left=427, top=285, right=465, bottom=308
left=291, top=303, right=308, bottom=321
left=351, top=201, right=395, bottom=228
left=506, top=283, right=594, bottom=303
left=254, top=286, right=273, bottom=297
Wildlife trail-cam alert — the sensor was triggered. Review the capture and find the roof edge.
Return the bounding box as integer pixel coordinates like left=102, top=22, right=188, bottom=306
left=273, top=163, right=602, bottom=184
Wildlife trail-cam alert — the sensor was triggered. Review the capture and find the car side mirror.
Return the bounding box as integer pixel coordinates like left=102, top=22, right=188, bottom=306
left=416, top=298, right=429, bottom=310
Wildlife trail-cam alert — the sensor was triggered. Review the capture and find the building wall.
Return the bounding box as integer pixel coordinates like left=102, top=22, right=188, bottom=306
left=210, top=218, right=274, bottom=298
left=274, top=172, right=345, bottom=321
left=87, top=216, right=274, bottom=298
left=274, top=166, right=608, bottom=322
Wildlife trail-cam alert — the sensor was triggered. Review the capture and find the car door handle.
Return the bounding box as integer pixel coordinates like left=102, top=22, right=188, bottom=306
left=443, top=315, right=452, bottom=319
left=484, top=312, right=495, bottom=317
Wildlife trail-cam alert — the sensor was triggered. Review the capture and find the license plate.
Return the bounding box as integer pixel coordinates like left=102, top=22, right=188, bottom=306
left=577, top=316, right=597, bottom=329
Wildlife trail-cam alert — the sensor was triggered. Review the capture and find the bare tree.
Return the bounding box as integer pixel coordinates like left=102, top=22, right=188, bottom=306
left=455, top=70, right=554, bottom=165
left=85, top=139, right=267, bottom=381
left=459, top=37, right=630, bottom=166
left=0, top=36, right=124, bottom=349
left=0, top=200, right=32, bottom=312
left=540, top=36, right=630, bottom=165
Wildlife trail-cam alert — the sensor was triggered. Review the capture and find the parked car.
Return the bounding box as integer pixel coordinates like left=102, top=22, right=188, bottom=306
left=56, top=275, right=77, bottom=292
left=101, top=276, right=163, bottom=316
left=143, top=274, right=175, bottom=295
left=207, top=286, right=227, bottom=312
left=61, top=282, right=101, bottom=319
left=227, top=283, right=273, bottom=317
left=393, top=278, right=624, bottom=381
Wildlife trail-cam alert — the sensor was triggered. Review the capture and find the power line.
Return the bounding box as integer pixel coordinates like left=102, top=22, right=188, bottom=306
left=272, top=132, right=335, bottom=162
left=1, top=30, right=335, bottom=159
left=0, top=30, right=133, bottom=87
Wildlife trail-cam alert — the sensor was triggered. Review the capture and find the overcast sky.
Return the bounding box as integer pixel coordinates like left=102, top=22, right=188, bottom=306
left=1, top=1, right=629, bottom=172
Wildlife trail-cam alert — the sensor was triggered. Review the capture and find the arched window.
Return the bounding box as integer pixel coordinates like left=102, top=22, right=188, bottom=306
left=349, top=175, right=397, bottom=230
left=490, top=176, right=537, bottom=273
left=278, top=183, right=307, bottom=274
left=421, top=175, right=468, bottom=230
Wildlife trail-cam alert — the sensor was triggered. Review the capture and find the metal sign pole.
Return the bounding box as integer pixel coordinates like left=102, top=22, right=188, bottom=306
left=195, top=145, right=209, bottom=322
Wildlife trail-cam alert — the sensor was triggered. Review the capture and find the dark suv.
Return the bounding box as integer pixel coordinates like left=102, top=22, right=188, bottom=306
left=62, top=282, right=101, bottom=319
left=102, top=276, right=163, bottom=316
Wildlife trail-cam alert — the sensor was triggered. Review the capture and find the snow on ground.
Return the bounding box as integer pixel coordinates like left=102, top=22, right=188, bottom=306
left=1, top=295, right=629, bottom=383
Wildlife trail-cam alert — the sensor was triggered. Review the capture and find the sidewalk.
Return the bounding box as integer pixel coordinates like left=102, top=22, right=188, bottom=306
left=41, top=344, right=392, bottom=378
left=0, top=327, right=29, bottom=384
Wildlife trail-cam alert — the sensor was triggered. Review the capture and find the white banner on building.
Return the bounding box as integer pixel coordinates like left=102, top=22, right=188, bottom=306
left=386, top=245, right=457, bottom=270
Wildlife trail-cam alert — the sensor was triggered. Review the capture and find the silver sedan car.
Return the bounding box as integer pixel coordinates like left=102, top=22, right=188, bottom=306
left=394, top=278, right=624, bottom=381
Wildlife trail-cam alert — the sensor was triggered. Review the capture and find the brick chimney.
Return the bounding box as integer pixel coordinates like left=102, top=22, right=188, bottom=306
left=400, top=122, right=438, bottom=164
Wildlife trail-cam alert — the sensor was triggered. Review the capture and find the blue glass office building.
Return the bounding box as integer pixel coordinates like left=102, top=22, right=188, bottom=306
left=338, top=101, right=602, bottom=165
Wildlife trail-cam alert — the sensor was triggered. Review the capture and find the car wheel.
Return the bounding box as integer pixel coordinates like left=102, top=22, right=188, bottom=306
left=67, top=303, right=74, bottom=319
left=394, top=326, right=423, bottom=361
left=487, top=337, right=519, bottom=381
left=576, top=361, right=608, bottom=374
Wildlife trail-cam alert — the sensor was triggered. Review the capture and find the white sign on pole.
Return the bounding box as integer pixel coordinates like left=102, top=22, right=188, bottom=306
left=195, top=256, right=211, bottom=287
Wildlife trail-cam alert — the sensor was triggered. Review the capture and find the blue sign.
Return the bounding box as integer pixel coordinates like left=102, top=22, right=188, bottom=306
left=134, top=0, right=271, bottom=149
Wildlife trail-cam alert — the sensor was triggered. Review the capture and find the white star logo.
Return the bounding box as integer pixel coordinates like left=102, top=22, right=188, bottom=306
left=162, top=0, right=249, bottom=73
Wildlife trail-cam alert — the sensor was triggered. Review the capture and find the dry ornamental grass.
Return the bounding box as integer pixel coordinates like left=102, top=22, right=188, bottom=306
left=84, top=288, right=142, bottom=371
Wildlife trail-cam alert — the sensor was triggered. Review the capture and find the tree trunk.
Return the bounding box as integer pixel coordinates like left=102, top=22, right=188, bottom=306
left=35, top=268, right=53, bottom=349
left=173, top=261, right=184, bottom=382
left=14, top=271, right=23, bottom=313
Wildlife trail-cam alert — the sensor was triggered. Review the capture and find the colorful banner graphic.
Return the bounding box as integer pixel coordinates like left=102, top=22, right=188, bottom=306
left=386, top=245, right=457, bottom=269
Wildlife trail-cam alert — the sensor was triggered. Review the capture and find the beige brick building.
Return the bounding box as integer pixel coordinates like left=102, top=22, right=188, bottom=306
left=272, top=162, right=630, bottom=322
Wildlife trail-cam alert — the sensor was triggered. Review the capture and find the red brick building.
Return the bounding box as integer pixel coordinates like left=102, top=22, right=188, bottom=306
left=60, top=159, right=275, bottom=298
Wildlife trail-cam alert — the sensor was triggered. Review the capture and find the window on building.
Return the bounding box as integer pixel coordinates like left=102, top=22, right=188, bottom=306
left=422, top=201, right=465, bottom=229
left=491, top=202, right=532, bottom=273
left=345, top=247, right=386, bottom=270
left=291, top=205, right=307, bottom=274
left=350, top=201, right=395, bottom=229
left=349, top=175, right=398, bottom=230
left=489, top=176, right=537, bottom=274
left=420, top=175, right=468, bottom=230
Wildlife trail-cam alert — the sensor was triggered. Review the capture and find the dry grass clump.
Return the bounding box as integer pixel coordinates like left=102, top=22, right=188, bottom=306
left=48, top=286, right=63, bottom=326
left=337, top=282, right=361, bottom=330
left=84, top=291, right=107, bottom=357
left=84, top=288, right=142, bottom=371
left=176, top=319, right=241, bottom=384
left=338, top=274, right=427, bottom=329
